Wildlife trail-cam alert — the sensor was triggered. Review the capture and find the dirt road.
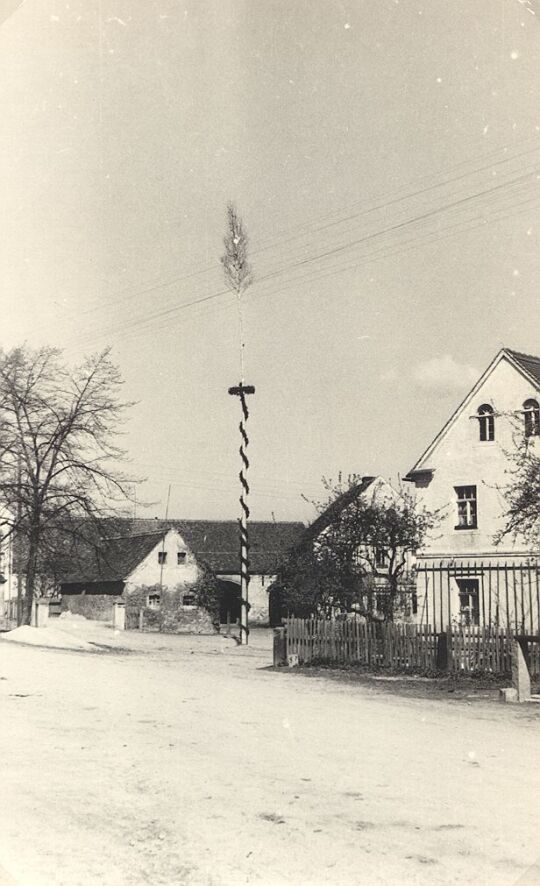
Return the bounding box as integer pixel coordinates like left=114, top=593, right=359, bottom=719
left=0, top=625, right=538, bottom=885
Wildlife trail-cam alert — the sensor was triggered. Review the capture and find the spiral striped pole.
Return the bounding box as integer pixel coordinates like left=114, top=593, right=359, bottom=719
left=228, top=382, right=255, bottom=645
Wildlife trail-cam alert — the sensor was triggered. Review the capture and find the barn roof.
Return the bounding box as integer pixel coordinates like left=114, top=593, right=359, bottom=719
left=104, top=519, right=305, bottom=574
left=54, top=532, right=165, bottom=583
left=15, top=519, right=305, bottom=583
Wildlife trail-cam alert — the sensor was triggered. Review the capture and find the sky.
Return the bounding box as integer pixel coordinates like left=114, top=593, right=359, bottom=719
left=0, top=0, right=539, bottom=524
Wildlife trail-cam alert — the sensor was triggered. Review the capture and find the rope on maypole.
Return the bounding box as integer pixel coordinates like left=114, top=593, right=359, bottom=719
left=229, top=382, right=255, bottom=644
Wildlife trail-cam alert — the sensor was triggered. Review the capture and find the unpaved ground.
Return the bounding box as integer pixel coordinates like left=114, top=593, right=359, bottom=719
left=0, top=623, right=539, bottom=886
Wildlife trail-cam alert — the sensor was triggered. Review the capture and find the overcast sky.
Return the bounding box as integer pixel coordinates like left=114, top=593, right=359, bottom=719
left=1, top=0, right=539, bottom=523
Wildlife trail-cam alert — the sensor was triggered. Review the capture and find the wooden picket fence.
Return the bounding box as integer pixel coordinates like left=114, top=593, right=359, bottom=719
left=284, top=618, right=540, bottom=677
left=285, top=618, right=438, bottom=670
left=449, top=624, right=511, bottom=674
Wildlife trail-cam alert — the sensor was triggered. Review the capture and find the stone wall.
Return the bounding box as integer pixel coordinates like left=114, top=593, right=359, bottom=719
left=61, top=593, right=123, bottom=621
left=125, top=585, right=216, bottom=634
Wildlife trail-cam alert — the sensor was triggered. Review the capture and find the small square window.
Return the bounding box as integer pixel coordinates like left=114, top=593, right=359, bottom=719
left=147, top=593, right=161, bottom=609
left=177, top=552, right=186, bottom=565
left=182, top=593, right=197, bottom=608
left=158, top=551, right=167, bottom=564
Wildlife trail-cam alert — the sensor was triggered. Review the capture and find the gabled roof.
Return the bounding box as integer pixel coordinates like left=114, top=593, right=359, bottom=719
left=61, top=531, right=168, bottom=583
left=505, top=349, right=540, bottom=388
left=20, top=518, right=306, bottom=584
left=299, top=477, right=378, bottom=548
left=105, top=519, right=305, bottom=574
left=405, top=347, right=540, bottom=480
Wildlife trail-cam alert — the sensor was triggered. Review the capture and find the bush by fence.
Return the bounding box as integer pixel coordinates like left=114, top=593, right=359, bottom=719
left=284, top=618, right=540, bottom=677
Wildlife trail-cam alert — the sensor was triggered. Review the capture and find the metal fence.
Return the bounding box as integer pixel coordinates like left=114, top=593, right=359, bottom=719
left=414, top=560, right=540, bottom=635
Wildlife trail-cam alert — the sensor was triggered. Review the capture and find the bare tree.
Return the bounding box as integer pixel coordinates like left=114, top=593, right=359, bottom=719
left=0, top=345, right=136, bottom=624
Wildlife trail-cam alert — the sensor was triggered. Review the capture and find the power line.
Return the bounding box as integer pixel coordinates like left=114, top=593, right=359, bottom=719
left=166, top=191, right=540, bottom=345
left=68, top=191, right=540, bottom=353
left=78, top=185, right=540, bottom=351
left=68, top=168, right=540, bottom=351
left=260, top=168, right=539, bottom=278
left=64, top=135, right=540, bottom=323
left=134, top=461, right=325, bottom=500
left=254, top=142, right=540, bottom=253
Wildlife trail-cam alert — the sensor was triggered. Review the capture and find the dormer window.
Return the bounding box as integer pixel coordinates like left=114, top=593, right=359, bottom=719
left=477, top=404, right=495, bottom=442
left=523, top=399, right=540, bottom=438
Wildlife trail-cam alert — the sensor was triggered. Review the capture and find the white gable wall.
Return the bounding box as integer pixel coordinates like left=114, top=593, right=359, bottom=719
left=411, top=355, right=539, bottom=558
left=123, top=529, right=275, bottom=623
left=125, top=528, right=200, bottom=592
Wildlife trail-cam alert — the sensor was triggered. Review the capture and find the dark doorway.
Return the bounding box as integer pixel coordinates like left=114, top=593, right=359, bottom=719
left=268, top=586, right=284, bottom=627
left=218, top=579, right=241, bottom=625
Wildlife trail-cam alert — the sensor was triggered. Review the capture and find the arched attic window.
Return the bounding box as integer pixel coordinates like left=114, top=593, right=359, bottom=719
left=477, top=404, right=495, bottom=442
left=523, top=399, right=540, bottom=438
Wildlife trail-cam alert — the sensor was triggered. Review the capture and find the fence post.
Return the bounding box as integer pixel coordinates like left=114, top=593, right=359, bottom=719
left=512, top=640, right=531, bottom=702
left=113, top=601, right=125, bottom=631
left=436, top=631, right=449, bottom=671
left=34, top=599, right=50, bottom=628
left=273, top=627, right=287, bottom=667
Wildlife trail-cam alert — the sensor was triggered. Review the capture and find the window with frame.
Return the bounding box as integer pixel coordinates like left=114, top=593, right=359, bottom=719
left=177, top=551, right=186, bottom=565
left=456, top=579, right=479, bottom=626
left=375, top=548, right=388, bottom=569
left=477, top=404, right=495, bottom=442
left=182, top=593, right=197, bottom=608
left=455, top=485, right=477, bottom=529
left=523, top=399, right=540, bottom=438
left=147, top=592, right=161, bottom=609
left=158, top=550, right=167, bottom=564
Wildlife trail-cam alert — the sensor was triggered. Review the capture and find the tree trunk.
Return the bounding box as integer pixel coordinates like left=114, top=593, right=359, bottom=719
left=22, top=526, right=40, bottom=626
left=384, top=575, right=399, bottom=623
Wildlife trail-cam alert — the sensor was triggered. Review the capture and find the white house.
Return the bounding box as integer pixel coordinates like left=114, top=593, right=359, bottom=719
left=15, top=518, right=304, bottom=629
left=405, top=348, right=540, bottom=633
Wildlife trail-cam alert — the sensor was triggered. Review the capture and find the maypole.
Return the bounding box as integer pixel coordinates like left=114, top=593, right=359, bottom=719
left=221, top=202, right=254, bottom=645
left=228, top=382, right=255, bottom=643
